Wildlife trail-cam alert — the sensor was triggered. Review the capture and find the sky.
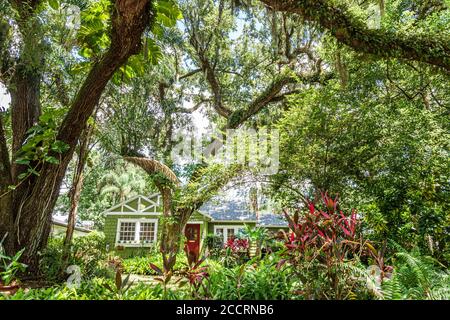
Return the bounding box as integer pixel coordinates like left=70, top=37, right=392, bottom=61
left=187, top=101, right=210, bottom=135
left=0, top=84, right=10, bottom=110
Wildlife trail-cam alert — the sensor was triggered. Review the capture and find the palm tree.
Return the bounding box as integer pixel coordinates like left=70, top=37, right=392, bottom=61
left=98, top=166, right=147, bottom=203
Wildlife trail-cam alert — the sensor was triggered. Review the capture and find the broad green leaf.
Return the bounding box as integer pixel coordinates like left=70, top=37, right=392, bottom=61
left=51, top=141, right=70, bottom=153
left=48, top=0, right=59, bottom=10
left=17, top=173, right=28, bottom=180
left=45, top=156, right=60, bottom=164
left=15, top=158, right=31, bottom=165
left=147, top=38, right=162, bottom=65
left=27, top=168, right=40, bottom=176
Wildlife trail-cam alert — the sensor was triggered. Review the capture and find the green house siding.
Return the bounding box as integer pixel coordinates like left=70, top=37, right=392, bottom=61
left=104, top=207, right=211, bottom=257
left=102, top=195, right=288, bottom=258
left=104, top=214, right=161, bottom=257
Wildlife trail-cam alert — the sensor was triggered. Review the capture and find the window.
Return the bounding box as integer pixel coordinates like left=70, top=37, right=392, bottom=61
left=139, top=222, right=155, bottom=243
left=215, top=228, right=224, bottom=239
left=214, top=226, right=244, bottom=243
left=116, top=219, right=157, bottom=246
left=119, top=222, right=136, bottom=242
left=227, top=229, right=235, bottom=241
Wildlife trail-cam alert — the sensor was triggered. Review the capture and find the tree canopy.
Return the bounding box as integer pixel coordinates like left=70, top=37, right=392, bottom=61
left=0, top=0, right=448, bottom=271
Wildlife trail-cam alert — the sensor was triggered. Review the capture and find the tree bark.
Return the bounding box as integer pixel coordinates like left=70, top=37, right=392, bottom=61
left=0, top=114, right=14, bottom=253
left=0, top=0, right=43, bottom=258
left=154, top=185, right=182, bottom=275
left=0, top=0, right=155, bottom=271
left=62, top=123, right=93, bottom=269
left=9, top=68, right=41, bottom=159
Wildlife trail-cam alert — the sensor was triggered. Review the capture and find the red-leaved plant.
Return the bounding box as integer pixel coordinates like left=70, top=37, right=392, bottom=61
left=177, top=256, right=210, bottom=299
left=277, top=192, right=369, bottom=299
left=224, top=238, right=249, bottom=253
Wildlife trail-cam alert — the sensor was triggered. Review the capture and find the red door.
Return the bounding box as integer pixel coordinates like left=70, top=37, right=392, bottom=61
left=184, top=224, right=201, bottom=264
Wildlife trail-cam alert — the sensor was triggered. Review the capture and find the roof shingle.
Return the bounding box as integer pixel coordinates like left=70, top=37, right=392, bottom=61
left=199, top=199, right=288, bottom=227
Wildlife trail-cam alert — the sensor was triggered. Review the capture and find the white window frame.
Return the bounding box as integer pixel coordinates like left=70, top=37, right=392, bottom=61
left=213, top=225, right=244, bottom=243
left=115, top=218, right=158, bottom=247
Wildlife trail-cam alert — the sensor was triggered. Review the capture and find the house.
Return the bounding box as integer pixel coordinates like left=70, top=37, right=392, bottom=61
left=103, top=193, right=288, bottom=257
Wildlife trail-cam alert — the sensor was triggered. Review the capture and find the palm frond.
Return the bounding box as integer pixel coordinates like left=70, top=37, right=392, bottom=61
left=124, top=157, right=180, bottom=186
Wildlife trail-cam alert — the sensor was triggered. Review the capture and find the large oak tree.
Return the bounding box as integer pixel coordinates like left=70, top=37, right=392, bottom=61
left=260, top=0, right=450, bottom=72
left=0, top=0, right=156, bottom=269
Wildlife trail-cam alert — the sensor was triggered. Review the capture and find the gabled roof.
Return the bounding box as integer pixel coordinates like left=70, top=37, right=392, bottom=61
left=200, top=200, right=257, bottom=222
left=102, top=193, right=288, bottom=227
left=103, top=194, right=162, bottom=215
left=257, top=214, right=288, bottom=227
left=52, top=218, right=92, bottom=233
left=199, top=198, right=288, bottom=227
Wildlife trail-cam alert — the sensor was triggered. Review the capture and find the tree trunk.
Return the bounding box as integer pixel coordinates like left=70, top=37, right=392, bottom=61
left=159, top=206, right=193, bottom=274
left=0, top=5, right=44, bottom=258
left=157, top=187, right=177, bottom=274
left=0, top=0, right=155, bottom=272
left=155, top=184, right=195, bottom=274
left=0, top=114, right=14, bottom=253
left=8, top=67, right=43, bottom=268
left=62, top=124, right=93, bottom=269
left=160, top=219, right=183, bottom=273
left=63, top=173, right=84, bottom=256
left=10, top=68, right=41, bottom=159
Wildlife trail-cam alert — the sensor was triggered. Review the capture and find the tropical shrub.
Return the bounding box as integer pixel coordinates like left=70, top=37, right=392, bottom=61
left=0, top=277, right=187, bottom=300
left=176, top=256, right=210, bottom=299
left=224, top=238, right=249, bottom=253
left=240, top=225, right=269, bottom=257
left=216, top=237, right=249, bottom=268
left=380, top=245, right=450, bottom=300
left=203, top=234, right=223, bottom=258
left=208, top=256, right=295, bottom=300
left=278, top=193, right=373, bottom=299
left=122, top=253, right=187, bottom=275
left=0, top=246, right=27, bottom=286
left=39, top=232, right=110, bottom=282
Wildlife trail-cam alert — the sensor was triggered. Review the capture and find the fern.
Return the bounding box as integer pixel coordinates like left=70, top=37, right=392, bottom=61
left=381, top=275, right=405, bottom=300
left=380, top=242, right=450, bottom=300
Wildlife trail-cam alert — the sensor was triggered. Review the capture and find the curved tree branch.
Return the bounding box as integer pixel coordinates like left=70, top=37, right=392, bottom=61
left=261, top=0, right=450, bottom=72
left=124, top=156, right=180, bottom=186
left=227, top=70, right=334, bottom=128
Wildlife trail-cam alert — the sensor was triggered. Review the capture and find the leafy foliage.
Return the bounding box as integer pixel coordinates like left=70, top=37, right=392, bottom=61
left=277, top=193, right=374, bottom=299
left=39, top=232, right=110, bottom=282
left=0, top=277, right=187, bottom=300
left=13, top=108, right=69, bottom=181
left=273, top=63, right=449, bottom=258
left=122, top=253, right=186, bottom=276
left=0, top=243, right=27, bottom=286
left=208, top=256, right=295, bottom=300
left=381, top=245, right=450, bottom=300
